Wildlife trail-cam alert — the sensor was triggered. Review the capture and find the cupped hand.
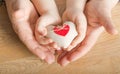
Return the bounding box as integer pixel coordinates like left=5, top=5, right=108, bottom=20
left=85, top=0, right=118, bottom=35
left=5, top=0, right=56, bottom=64
left=57, top=0, right=119, bottom=66
left=35, top=12, right=61, bottom=50
left=62, top=8, right=87, bottom=51
left=57, top=25, right=104, bottom=66
left=31, top=0, right=61, bottom=50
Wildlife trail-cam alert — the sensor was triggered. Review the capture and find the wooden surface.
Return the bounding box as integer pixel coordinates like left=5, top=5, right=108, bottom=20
left=0, top=1, right=120, bottom=74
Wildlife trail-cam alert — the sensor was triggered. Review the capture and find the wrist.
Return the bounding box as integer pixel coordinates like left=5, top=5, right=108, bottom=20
left=31, top=0, right=59, bottom=15
left=43, top=11, right=61, bottom=20
left=66, top=0, right=87, bottom=11
left=41, top=7, right=60, bottom=16
left=65, top=7, right=84, bottom=13
left=40, top=9, right=59, bottom=15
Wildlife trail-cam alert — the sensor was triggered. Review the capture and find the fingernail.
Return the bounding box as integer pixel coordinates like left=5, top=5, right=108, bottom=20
left=61, top=57, right=70, bottom=67
left=36, top=49, right=46, bottom=60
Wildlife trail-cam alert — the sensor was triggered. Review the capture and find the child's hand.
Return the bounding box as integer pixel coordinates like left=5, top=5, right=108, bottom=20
left=62, top=0, right=87, bottom=51
left=35, top=12, right=61, bottom=50
left=32, top=0, right=61, bottom=50
left=85, top=0, right=119, bottom=35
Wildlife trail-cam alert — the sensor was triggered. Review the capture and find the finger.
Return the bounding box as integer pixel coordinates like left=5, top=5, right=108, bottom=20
left=68, top=26, right=104, bottom=62
left=35, top=33, right=53, bottom=45
left=66, top=16, right=87, bottom=51
left=56, top=50, right=63, bottom=55
left=58, top=26, right=104, bottom=65
left=57, top=46, right=78, bottom=66
left=100, top=13, right=118, bottom=35
left=36, top=18, right=47, bottom=36
left=24, top=30, right=56, bottom=64
left=15, top=22, right=49, bottom=60
left=59, top=57, right=70, bottom=66
left=44, top=52, right=55, bottom=64
left=57, top=50, right=68, bottom=63
left=17, top=23, right=55, bottom=62
left=35, top=15, right=61, bottom=45
left=43, top=45, right=56, bottom=64
left=36, top=15, right=61, bottom=36
left=6, top=0, right=52, bottom=61
left=49, top=42, right=61, bottom=50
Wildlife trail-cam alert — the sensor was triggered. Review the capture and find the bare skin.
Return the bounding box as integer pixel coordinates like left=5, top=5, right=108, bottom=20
left=57, top=0, right=119, bottom=66
left=85, top=0, right=119, bottom=35
left=5, top=0, right=119, bottom=66
left=31, top=0, right=61, bottom=50
left=62, top=0, right=87, bottom=51
left=5, top=0, right=57, bottom=64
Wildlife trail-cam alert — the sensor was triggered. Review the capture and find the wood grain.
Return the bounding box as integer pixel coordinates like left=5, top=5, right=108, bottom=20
left=0, top=1, right=120, bottom=74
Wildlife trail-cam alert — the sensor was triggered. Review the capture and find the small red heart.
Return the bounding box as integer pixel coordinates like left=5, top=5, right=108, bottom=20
left=54, top=24, right=70, bottom=36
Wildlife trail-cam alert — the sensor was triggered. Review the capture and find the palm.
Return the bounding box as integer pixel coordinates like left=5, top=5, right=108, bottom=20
left=85, top=1, right=104, bottom=27
left=6, top=0, right=55, bottom=64
left=57, top=25, right=104, bottom=66
left=62, top=8, right=87, bottom=51
left=58, top=0, right=118, bottom=66
left=85, top=1, right=117, bottom=35
left=58, top=4, right=104, bottom=66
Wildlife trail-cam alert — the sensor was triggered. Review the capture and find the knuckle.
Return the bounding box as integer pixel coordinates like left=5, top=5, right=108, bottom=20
left=37, top=26, right=45, bottom=34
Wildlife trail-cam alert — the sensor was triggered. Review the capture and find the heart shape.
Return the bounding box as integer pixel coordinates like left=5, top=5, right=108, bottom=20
left=47, top=21, right=78, bottom=50
left=54, top=25, right=70, bottom=36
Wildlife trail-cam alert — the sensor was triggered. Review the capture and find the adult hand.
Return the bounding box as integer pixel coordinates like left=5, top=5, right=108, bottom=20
left=57, top=25, right=104, bottom=66
left=85, top=0, right=119, bottom=35
left=5, top=0, right=56, bottom=64
left=57, top=0, right=119, bottom=66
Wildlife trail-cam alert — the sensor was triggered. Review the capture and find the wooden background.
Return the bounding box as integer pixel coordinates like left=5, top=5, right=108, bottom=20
left=0, top=0, right=120, bottom=74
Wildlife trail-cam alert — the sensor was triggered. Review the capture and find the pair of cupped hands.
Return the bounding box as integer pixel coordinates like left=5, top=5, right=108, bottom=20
left=5, top=0, right=118, bottom=66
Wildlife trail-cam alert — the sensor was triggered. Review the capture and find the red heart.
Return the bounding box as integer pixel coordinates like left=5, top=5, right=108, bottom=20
left=54, top=24, right=70, bottom=36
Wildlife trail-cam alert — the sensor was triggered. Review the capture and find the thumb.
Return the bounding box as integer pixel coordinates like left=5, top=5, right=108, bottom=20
left=36, top=16, right=49, bottom=36
left=100, top=13, right=118, bottom=35
left=36, top=15, right=61, bottom=36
